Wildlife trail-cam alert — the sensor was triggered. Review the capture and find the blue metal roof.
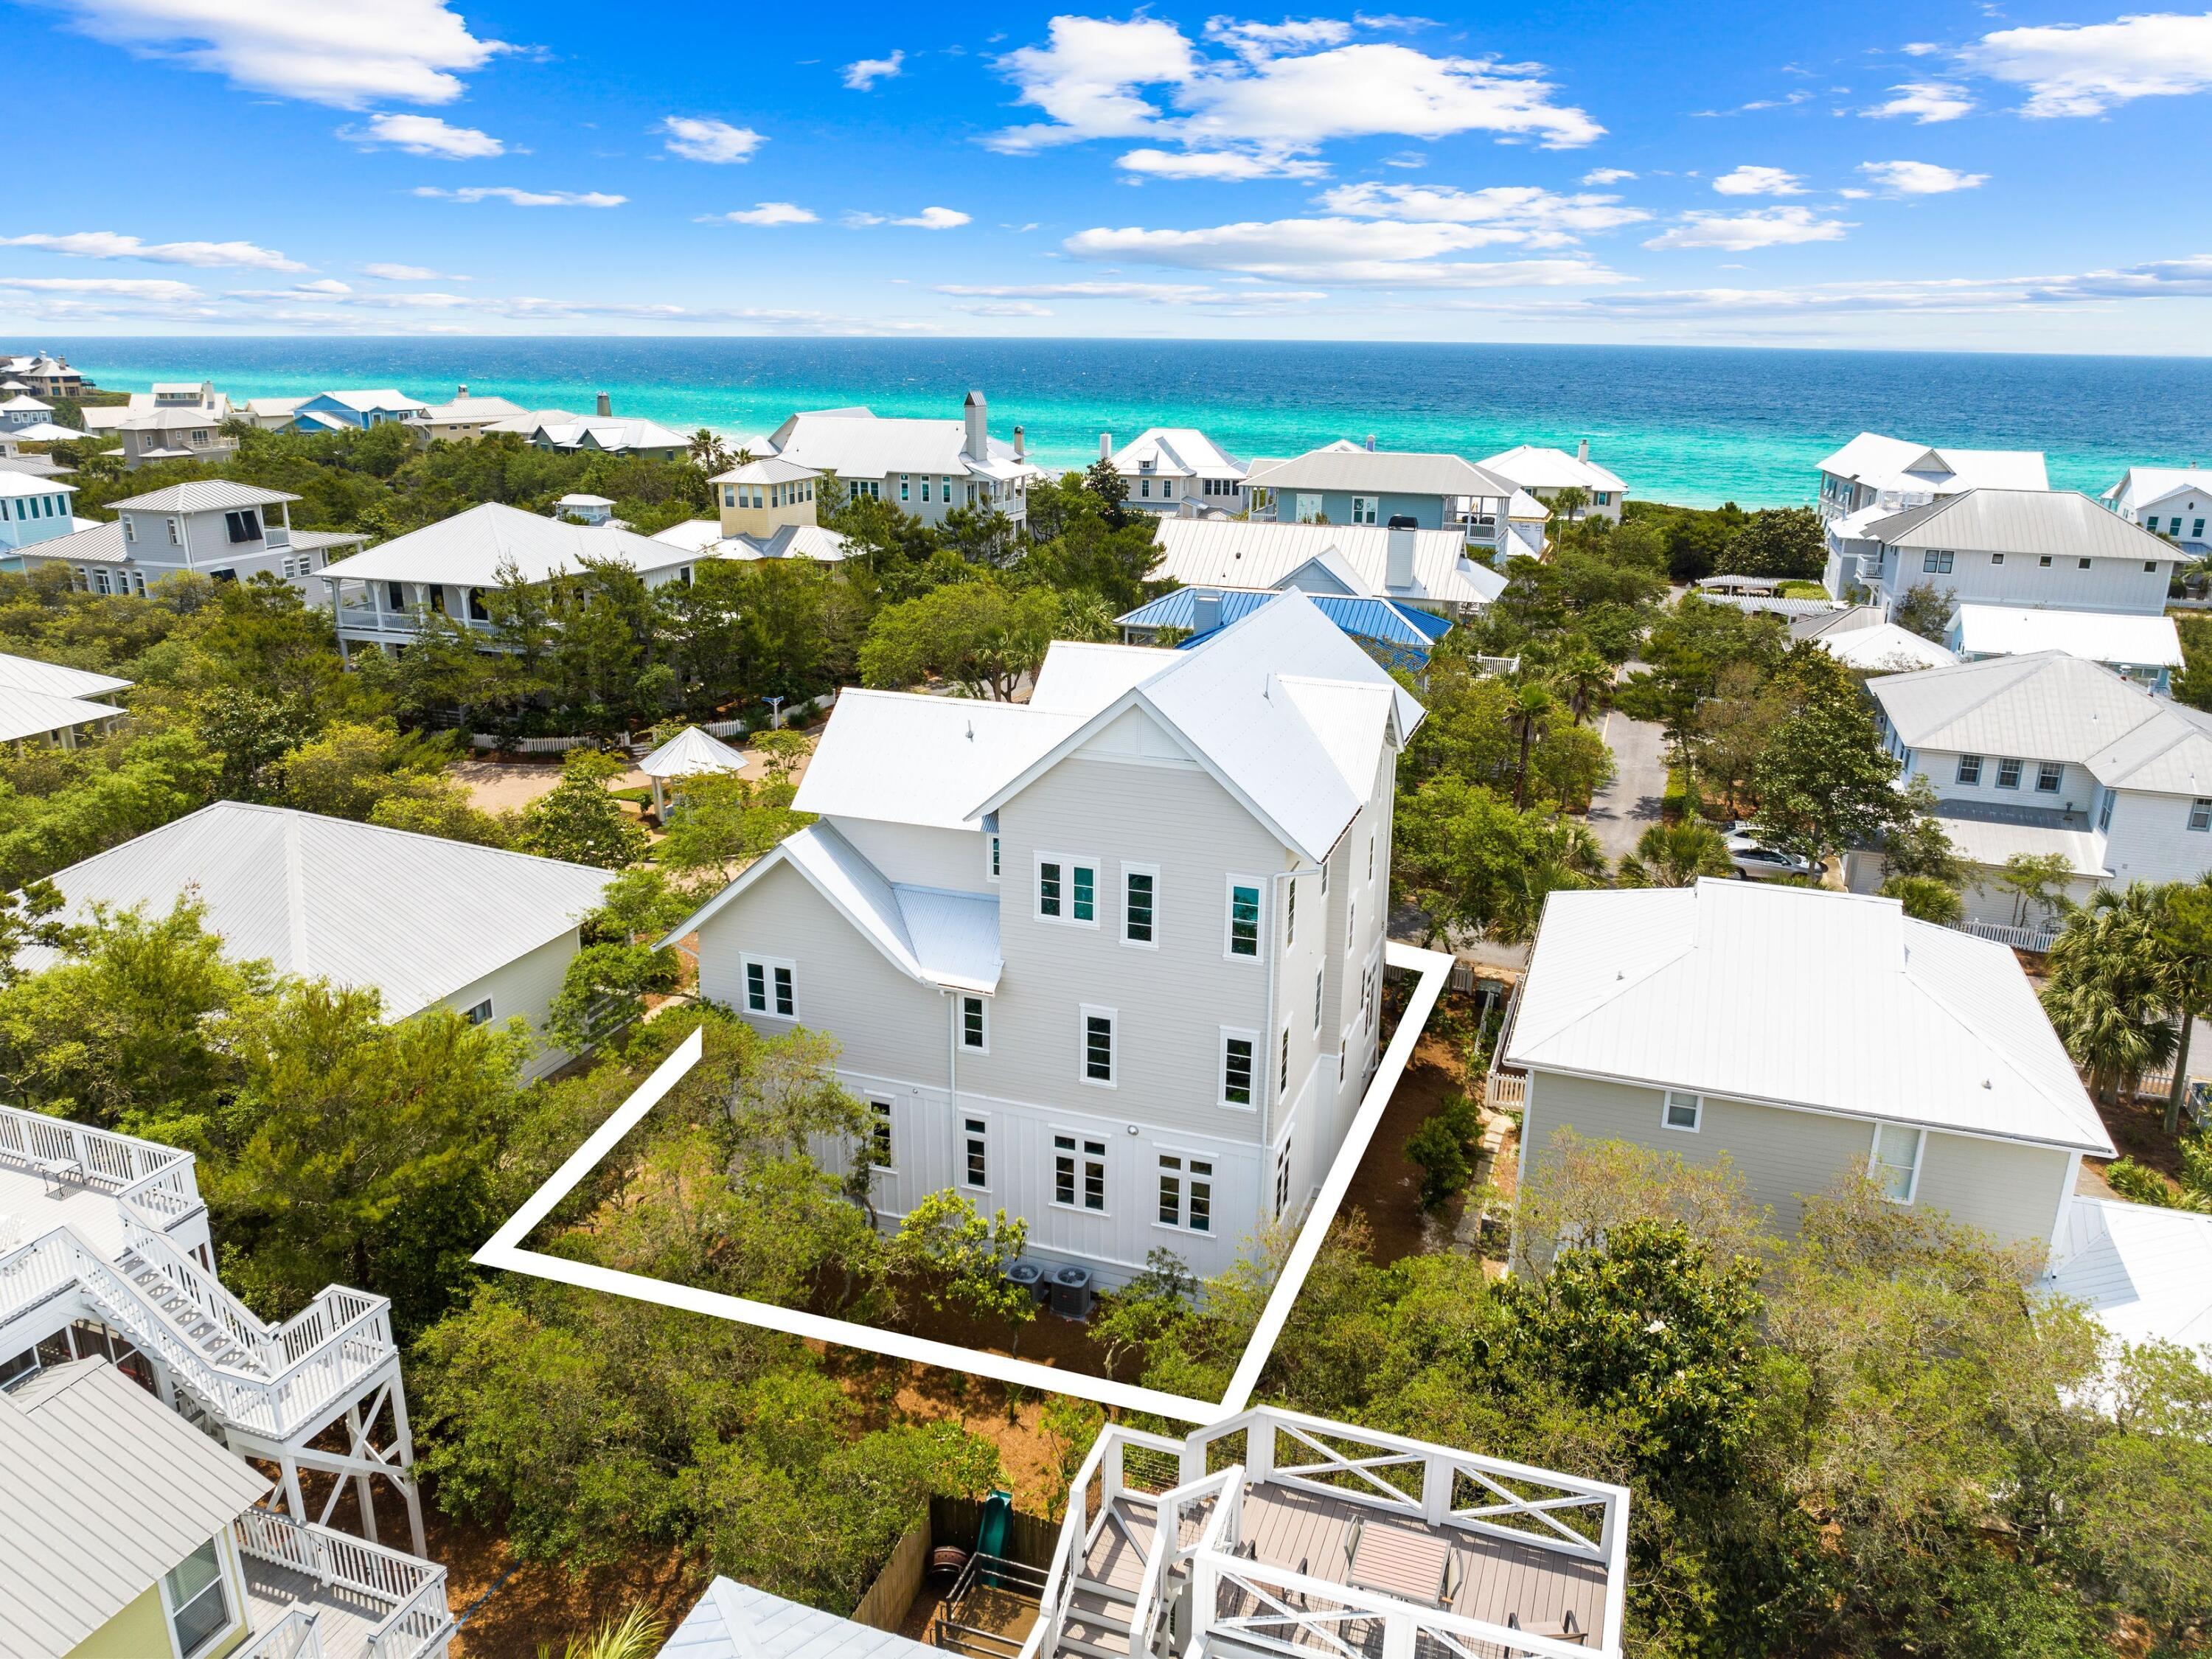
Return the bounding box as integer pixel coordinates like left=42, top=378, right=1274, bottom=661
left=1118, top=587, right=1452, bottom=656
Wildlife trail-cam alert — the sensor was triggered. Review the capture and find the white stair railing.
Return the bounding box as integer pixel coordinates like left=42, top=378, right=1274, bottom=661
left=235, top=1508, right=452, bottom=1659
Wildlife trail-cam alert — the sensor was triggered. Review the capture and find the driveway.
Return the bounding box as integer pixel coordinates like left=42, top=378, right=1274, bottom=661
left=1584, top=671, right=1669, bottom=866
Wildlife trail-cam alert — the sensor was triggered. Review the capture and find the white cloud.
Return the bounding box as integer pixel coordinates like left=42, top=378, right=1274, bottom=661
left=362, top=262, right=466, bottom=280
left=896, top=206, right=970, bottom=229
left=938, top=279, right=1333, bottom=307
left=1711, top=164, right=1805, bottom=195
left=1645, top=206, right=1852, bottom=250
left=1863, top=80, right=1975, bottom=122
left=1064, top=216, right=1624, bottom=286
left=706, top=202, right=819, bottom=226
left=844, top=49, right=905, bottom=90
left=0, top=274, right=202, bottom=299
left=985, top=15, right=1601, bottom=172
left=955, top=300, right=1055, bottom=316
left=1694, top=90, right=1812, bottom=116
left=1315, top=182, right=1649, bottom=243
left=413, top=187, right=625, bottom=207
left=1116, top=147, right=1328, bottom=179
left=339, top=111, right=503, bottom=158
left=1901, top=41, right=1942, bottom=57
left=1857, top=159, right=1986, bottom=195
left=19, top=0, right=508, bottom=108
left=0, top=229, right=306, bottom=270
left=293, top=278, right=352, bottom=294
left=1582, top=167, right=1635, bottom=184
left=658, top=116, right=765, bottom=164
left=1961, top=12, right=2212, bottom=116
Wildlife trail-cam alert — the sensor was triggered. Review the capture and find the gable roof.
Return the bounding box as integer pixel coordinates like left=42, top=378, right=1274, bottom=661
left=23, top=802, right=613, bottom=1018
left=711, top=455, right=818, bottom=485
left=768, top=409, right=1035, bottom=484
left=793, top=689, right=1085, bottom=831
left=663, top=1575, right=935, bottom=1659
left=109, top=481, right=297, bottom=513
left=1477, top=444, right=1628, bottom=495
left=319, top=501, right=698, bottom=585
left=303, top=388, right=428, bottom=414
left=1866, top=488, right=2173, bottom=560
left=0, top=1361, right=270, bottom=1659
left=1951, top=603, right=2183, bottom=669
left=2104, top=465, right=2212, bottom=512
left=2047, top=1196, right=2212, bottom=1359
left=1150, top=518, right=1507, bottom=610
left=1815, top=432, right=2048, bottom=497
left=1245, top=446, right=1517, bottom=499
left=1812, top=621, right=1957, bottom=672
left=415, top=394, right=526, bottom=424
left=1109, top=427, right=1247, bottom=479
left=1505, top=880, right=2111, bottom=1155
left=660, top=822, right=1001, bottom=994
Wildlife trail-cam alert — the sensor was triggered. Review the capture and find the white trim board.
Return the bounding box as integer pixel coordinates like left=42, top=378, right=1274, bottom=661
left=476, top=941, right=1452, bottom=1424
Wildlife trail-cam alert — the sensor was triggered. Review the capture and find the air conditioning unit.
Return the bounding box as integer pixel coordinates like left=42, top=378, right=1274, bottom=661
left=1048, top=1265, right=1094, bottom=1321
left=1003, top=1260, right=1047, bottom=1307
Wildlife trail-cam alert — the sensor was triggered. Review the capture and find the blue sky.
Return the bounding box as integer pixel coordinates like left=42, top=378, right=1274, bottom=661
left=4, top=0, right=2211, bottom=350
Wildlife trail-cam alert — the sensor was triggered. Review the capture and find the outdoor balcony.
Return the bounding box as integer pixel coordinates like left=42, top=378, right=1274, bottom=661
left=235, top=1506, right=453, bottom=1659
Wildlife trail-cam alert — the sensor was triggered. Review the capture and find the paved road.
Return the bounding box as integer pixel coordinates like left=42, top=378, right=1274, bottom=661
left=1585, top=678, right=1669, bottom=866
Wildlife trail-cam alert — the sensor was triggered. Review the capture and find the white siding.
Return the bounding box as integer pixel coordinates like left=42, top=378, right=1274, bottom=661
left=442, top=928, right=586, bottom=1081
left=2102, top=787, right=2212, bottom=887
left=1905, top=747, right=2098, bottom=818
left=826, top=815, right=992, bottom=891
left=1877, top=548, right=2170, bottom=618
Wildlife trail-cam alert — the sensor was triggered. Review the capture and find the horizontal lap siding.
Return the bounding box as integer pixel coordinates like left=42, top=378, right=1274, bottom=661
left=442, top=929, right=584, bottom=1081
left=2104, top=789, right=2212, bottom=887
left=1912, top=1131, right=2072, bottom=1249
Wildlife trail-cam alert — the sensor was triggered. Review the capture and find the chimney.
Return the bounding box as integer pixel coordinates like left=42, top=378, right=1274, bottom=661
left=1013, top=424, right=1026, bottom=459
left=1365, top=433, right=1377, bottom=452
left=595, top=392, right=612, bottom=417
left=1385, top=525, right=1416, bottom=591
left=1192, top=589, right=1222, bottom=637
left=963, top=389, right=988, bottom=462
left=458, top=383, right=469, bottom=398
left=1576, top=437, right=1590, bottom=463
left=1100, top=432, right=1113, bottom=461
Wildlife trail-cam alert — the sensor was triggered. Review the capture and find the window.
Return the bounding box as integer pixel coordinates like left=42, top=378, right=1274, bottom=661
left=166, top=516, right=181, bottom=545
left=1321, top=859, right=1329, bottom=896
left=987, top=833, right=1000, bottom=880
left=2196, top=520, right=2205, bottom=539
left=2036, top=761, right=2063, bottom=793
left=223, top=509, right=258, bottom=543
left=1082, top=1007, right=1116, bottom=1085
left=1661, top=1090, right=1702, bottom=1132
left=1996, top=757, right=2023, bottom=790
left=1038, top=855, right=1098, bottom=925
left=723, top=485, right=736, bottom=507
left=1123, top=864, right=1156, bottom=945
left=1226, top=880, right=1262, bottom=957
left=1955, top=754, right=1983, bottom=786
left=1279, top=1026, right=1290, bottom=1095
left=1921, top=551, right=1953, bottom=574
left=1073, top=864, right=1096, bottom=922
left=2078, top=557, right=2092, bottom=570
left=964, top=1118, right=987, bottom=1188
left=1295, top=493, right=1324, bottom=524
left=462, top=997, right=493, bottom=1025
left=869, top=1098, right=894, bottom=1169
left=742, top=955, right=796, bottom=1018
left=1991, top=552, right=2005, bottom=566
left=2171, top=518, right=2185, bottom=538
left=468, top=587, right=490, bottom=622
left=961, top=995, right=987, bottom=1051
left=1367, top=833, right=1375, bottom=883
left=1347, top=897, right=1355, bottom=947
left=1038, top=860, right=1061, bottom=918
left=1222, top=1032, right=1256, bottom=1106
left=1870, top=1122, right=1923, bottom=1203
left=1274, top=1138, right=1293, bottom=1217
left=1057, top=1135, right=1106, bottom=1209
left=2098, top=790, right=2115, bottom=832
left=1158, top=1155, right=1213, bottom=1231
left=164, top=1536, right=234, bottom=1658
left=1313, top=967, right=1324, bottom=1032
left=1351, top=495, right=1378, bottom=525
left=1285, top=879, right=1296, bottom=945
left=2191, top=799, right=2212, bottom=832
left=2039, top=554, right=2053, bottom=567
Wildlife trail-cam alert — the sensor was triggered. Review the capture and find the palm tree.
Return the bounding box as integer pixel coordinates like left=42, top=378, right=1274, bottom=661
left=539, top=1607, right=662, bottom=1659
left=2153, top=874, right=2212, bottom=1133
left=1507, top=681, right=1557, bottom=810
left=2042, top=883, right=2178, bottom=1105
left=1553, top=648, right=1613, bottom=727
left=1618, top=821, right=1733, bottom=888
left=686, top=428, right=731, bottom=472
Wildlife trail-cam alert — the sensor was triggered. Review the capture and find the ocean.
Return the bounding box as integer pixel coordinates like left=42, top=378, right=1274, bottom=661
left=37, top=337, right=2212, bottom=509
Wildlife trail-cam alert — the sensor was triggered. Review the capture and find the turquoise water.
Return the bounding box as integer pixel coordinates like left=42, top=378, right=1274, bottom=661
left=41, top=337, right=2212, bottom=508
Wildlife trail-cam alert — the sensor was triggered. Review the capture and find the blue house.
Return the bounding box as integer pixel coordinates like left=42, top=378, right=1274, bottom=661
left=284, top=389, right=431, bottom=432
left=0, top=474, right=79, bottom=566
left=1119, top=585, right=1453, bottom=671
left=1245, top=443, right=1523, bottom=538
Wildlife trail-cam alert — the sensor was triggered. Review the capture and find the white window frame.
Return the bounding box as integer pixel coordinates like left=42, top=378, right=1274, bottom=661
left=1052, top=1130, right=1110, bottom=1212
left=1037, top=850, right=1100, bottom=928
left=1351, top=495, right=1378, bottom=525
left=2190, top=799, right=2211, bottom=833
left=959, top=993, right=990, bottom=1054
left=462, top=996, right=494, bottom=1026
left=1869, top=1121, right=1925, bottom=1204
left=986, top=832, right=1001, bottom=882
left=1079, top=1004, right=1118, bottom=1088
left=962, top=1113, right=990, bottom=1192
left=1224, top=874, right=1265, bottom=960
left=868, top=1096, right=895, bottom=1171
left=1660, top=1089, right=1703, bottom=1133
left=1155, top=1150, right=1216, bottom=1234
left=1121, top=860, right=1160, bottom=949
left=157, top=1530, right=243, bottom=1659
left=740, top=952, right=798, bottom=1020
left=1220, top=1027, right=1258, bottom=1110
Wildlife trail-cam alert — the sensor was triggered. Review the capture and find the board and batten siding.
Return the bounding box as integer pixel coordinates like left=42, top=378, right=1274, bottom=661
left=440, top=926, right=589, bottom=1082
left=1520, top=1070, right=2075, bottom=1249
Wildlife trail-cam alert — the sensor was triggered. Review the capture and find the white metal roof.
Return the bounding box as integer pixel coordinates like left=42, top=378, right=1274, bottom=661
left=1, top=422, right=90, bottom=443
left=1815, top=622, right=1958, bottom=672
left=109, top=480, right=297, bottom=513
left=0, top=472, right=74, bottom=501
left=245, top=396, right=307, bottom=417
left=0, top=685, right=122, bottom=743
left=1109, top=426, right=1247, bottom=480
left=794, top=690, right=1085, bottom=831
left=23, top=521, right=128, bottom=564
left=768, top=408, right=1037, bottom=483
left=1505, top=880, right=2112, bottom=1155
left=1245, top=446, right=1518, bottom=500
left=1028, top=640, right=1179, bottom=713
left=22, top=802, right=613, bottom=1019
left=1477, top=444, right=1628, bottom=495
left=319, top=501, right=699, bottom=585
left=662, top=1575, right=935, bottom=1659
left=1931, top=807, right=2109, bottom=877
left=2048, top=1196, right=2212, bottom=1359
left=0, top=1361, right=270, bottom=1659
left=307, top=388, right=428, bottom=413
left=1151, top=518, right=1507, bottom=610
left=2102, top=465, right=2212, bottom=515
left=0, top=395, right=52, bottom=413
left=639, top=725, right=751, bottom=779
left=1867, top=488, right=2172, bottom=560
left=710, top=455, right=818, bottom=484
left=416, top=394, right=526, bottom=424
left=663, top=823, right=1001, bottom=994
left=1871, top=651, right=2162, bottom=761
left=1816, top=432, right=2048, bottom=497
left=647, top=521, right=852, bottom=563
left=1951, top=603, right=2184, bottom=669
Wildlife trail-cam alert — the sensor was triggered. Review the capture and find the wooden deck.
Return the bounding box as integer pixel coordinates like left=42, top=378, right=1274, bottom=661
left=241, top=1554, right=400, bottom=1659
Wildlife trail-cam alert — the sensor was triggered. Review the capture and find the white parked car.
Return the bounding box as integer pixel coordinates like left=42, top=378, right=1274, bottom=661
left=1722, top=824, right=1815, bottom=881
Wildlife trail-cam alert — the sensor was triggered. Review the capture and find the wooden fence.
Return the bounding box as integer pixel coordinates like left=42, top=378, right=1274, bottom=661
left=930, top=1495, right=1060, bottom=1570
left=851, top=1519, right=931, bottom=1632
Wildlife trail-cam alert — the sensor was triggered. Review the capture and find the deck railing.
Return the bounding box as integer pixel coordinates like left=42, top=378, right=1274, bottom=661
left=235, top=1605, right=325, bottom=1659
left=1127, top=1463, right=1243, bottom=1657
left=0, top=1102, right=204, bottom=1225
left=234, top=1508, right=452, bottom=1659
left=1952, top=917, right=2060, bottom=954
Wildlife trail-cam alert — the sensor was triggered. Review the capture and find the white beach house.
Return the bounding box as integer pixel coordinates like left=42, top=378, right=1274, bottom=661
left=664, top=594, right=1413, bottom=1288
left=20, top=480, right=368, bottom=597
left=1946, top=602, right=2183, bottom=692
left=1479, top=441, right=1630, bottom=523
left=761, top=392, right=1040, bottom=530
left=0, top=649, right=130, bottom=750
left=484, top=397, right=690, bottom=461
left=1147, top=518, right=1508, bottom=619
left=1244, top=443, right=1545, bottom=557
left=1101, top=428, right=1249, bottom=517
left=2102, top=465, right=2212, bottom=559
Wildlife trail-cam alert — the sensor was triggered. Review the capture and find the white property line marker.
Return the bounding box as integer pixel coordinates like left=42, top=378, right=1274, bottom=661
left=478, top=940, right=1454, bottom=1425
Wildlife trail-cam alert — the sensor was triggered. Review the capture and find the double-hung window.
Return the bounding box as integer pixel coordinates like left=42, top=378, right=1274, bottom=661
left=1995, top=757, right=2023, bottom=790
left=2036, top=761, right=2063, bottom=793
left=1313, top=967, right=1324, bottom=1032
left=961, top=995, right=988, bottom=1051
left=1226, top=879, right=1262, bottom=958
left=1661, top=1090, right=1702, bottom=1132
left=1158, top=1155, right=1213, bottom=1231
left=1351, top=495, right=1378, bottom=525
left=1056, top=1135, right=1107, bottom=1209
left=1274, top=1138, right=1293, bottom=1217
left=1870, top=1123, right=1923, bottom=1203
left=742, top=955, right=796, bottom=1018
left=1955, top=754, right=1983, bottom=786
left=164, top=1536, right=236, bottom=1658
left=1922, top=550, right=1953, bottom=574
left=1123, top=864, right=1157, bottom=945
left=1082, top=1006, right=1116, bottom=1086
left=987, top=833, right=1000, bottom=881
left=869, top=1098, right=894, bottom=1169
left=1279, top=1027, right=1290, bottom=1096
left=2191, top=799, right=2212, bottom=833
left=1221, top=1032, right=1256, bottom=1106
left=1038, top=854, right=1098, bottom=925
left=1285, top=880, right=1296, bottom=946
left=964, top=1117, right=988, bottom=1189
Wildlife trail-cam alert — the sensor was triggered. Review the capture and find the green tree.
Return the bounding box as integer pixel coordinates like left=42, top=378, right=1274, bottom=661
left=1717, top=506, right=1826, bottom=580
left=1882, top=872, right=1966, bottom=924
left=518, top=750, right=650, bottom=868
left=886, top=1190, right=1039, bottom=1340
left=1893, top=579, right=1958, bottom=642
left=858, top=580, right=1059, bottom=700
left=2041, top=883, right=2178, bottom=1103
left=1394, top=777, right=1602, bottom=943
left=654, top=773, right=811, bottom=874
left=2152, top=876, right=2212, bottom=1132
left=538, top=1607, right=663, bottom=1659
left=1082, top=456, right=1130, bottom=527
left=1505, top=680, right=1557, bottom=810
left=1997, top=851, right=2075, bottom=930
left=1617, top=820, right=1733, bottom=888
left=1750, top=669, right=1909, bottom=864
left=1403, top=1092, right=1482, bottom=1211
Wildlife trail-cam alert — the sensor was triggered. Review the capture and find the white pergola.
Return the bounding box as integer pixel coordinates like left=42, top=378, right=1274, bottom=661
left=638, top=725, right=751, bottom=818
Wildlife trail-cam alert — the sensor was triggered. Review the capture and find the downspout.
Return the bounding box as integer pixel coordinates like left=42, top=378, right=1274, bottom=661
left=1257, top=865, right=1297, bottom=1225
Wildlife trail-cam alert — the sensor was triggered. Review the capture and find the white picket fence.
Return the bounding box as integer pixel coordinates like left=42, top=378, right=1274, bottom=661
left=1953, top=917, right=2061, bottom=953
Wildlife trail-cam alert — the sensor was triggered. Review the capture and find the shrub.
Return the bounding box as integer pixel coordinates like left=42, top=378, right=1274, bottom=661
left=2103, top=1157, right=2177, bottom=1207
left=1404, top=1092, right=1483, bottom=1211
